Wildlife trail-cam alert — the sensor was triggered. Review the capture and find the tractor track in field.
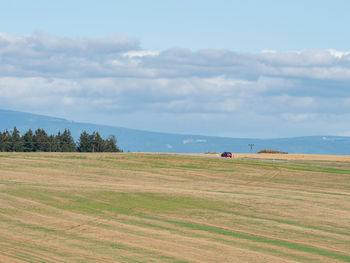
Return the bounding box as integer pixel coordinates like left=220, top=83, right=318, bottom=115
left=0, top=217, right=112, bottom=263
left=137, top=215, right=350, bottom=261
left=237, top=157, right=350, bottom=168
left=245, top=166, right=281, bottom=185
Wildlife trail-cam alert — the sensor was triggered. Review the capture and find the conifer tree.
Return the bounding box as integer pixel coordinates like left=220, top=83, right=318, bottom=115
left=0, top=128, right=121, bottom=153
left=23, top=129, right=34, bottom=152
left=59, top=129, right=76, bottom=152
left=105, top=135, right=121, bottom=152
left=0, top=131, right=5, bottom=152
left=33, top=129, right=50, bottom=152
left=49, top=135, right=60, bottom=152
left=11, top=127, right=23, bottom=152
left=92, top=132, right=105, bottom=152
left=77, top=131, right=90, bottom=152
left=3, top=130, right=11, bottom=152
left=55, top=131, right=62, bottom=152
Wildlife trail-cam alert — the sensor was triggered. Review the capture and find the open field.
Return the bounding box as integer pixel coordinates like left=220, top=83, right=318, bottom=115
left=202, top=152, right=350, bottom=163
left=1, top=152, right=350, bottom=262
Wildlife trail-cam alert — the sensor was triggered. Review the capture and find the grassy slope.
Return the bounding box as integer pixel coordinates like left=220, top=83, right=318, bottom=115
left=0, top=153, right=350, bottom=262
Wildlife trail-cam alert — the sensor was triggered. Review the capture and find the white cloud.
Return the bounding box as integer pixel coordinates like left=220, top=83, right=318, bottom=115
left=2, top=32, right=350, bottom=82
left=281, top=113, right=314, bottom=122
left=328, top=49, right=350, bottom=58
left=123, top=50, right=159, bottom=57
left=183, top=139, right=207, bottom=144
left=1, top=32, right=350, bottom=137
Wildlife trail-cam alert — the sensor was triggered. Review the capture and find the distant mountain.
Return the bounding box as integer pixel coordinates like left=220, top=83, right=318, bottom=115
left=1, top=108, right=350, bottom=154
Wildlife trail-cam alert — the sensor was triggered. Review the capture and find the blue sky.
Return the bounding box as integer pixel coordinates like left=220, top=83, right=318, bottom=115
left=0, top=1, right=350, bottom=138
left=2, top=0, right=350, bottom=51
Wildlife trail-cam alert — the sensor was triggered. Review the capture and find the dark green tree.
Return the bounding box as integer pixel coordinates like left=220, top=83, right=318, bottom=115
left=33, top=129, right=50, bottom=152
left=50, top=135, right=61, bottom=152
left=77, top=131, right=90, bottom=152
left=0, top=128, right=121, bottom=153
left=105, top=135, right=122, bottom=152
left=0, top=131, right=5, bottom=152
left=55, top=131, right=62, bottom=152
left=58, top=129, right=76, bottom=152
left=11, top=127, right=23, bottom=152
left=3, top=130, right=11, bottom=152
left=23, top=129, right=34, bottom=152
left=92, top=132, right=105, bottom=152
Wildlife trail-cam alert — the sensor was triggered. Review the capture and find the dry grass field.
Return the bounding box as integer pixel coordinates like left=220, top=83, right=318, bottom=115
left=204, top=152, right=350, bottom=163
left=0, top=152, right=350, bottom=262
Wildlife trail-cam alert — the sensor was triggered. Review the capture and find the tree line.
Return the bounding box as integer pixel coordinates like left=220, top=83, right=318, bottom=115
left=0, top=127, right=122, bottom=152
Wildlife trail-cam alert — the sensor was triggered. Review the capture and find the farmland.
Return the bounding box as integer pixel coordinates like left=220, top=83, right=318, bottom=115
left=0, top=152, right=350, bottom=262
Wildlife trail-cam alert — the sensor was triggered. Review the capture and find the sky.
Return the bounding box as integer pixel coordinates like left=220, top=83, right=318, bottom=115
left=1, top=0, right=350, bottom=138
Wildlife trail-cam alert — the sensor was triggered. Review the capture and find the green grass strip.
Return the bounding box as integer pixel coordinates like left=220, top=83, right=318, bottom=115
left=236, top=160, right=350, bottom=175
left=139, top=214, right=350, bottom=262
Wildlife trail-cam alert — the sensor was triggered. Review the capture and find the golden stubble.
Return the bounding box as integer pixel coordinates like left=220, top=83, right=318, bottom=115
left=0, top=152, right=350, bottom=262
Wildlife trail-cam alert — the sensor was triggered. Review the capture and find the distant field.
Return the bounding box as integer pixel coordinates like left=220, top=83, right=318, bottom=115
left=203, top=152, right=350, bottom=163
left=1, top=152, right=350, bottom=262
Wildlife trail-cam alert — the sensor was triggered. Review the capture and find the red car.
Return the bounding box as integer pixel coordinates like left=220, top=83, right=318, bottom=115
left=221, top=152, right=232, bottom=158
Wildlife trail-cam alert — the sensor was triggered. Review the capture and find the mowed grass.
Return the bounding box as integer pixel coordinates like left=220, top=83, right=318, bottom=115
left=0, top=153, right=350, bottom=262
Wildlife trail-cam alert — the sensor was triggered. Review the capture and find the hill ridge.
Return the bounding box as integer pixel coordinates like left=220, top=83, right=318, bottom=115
left=1, top=108, right=350, bottom=154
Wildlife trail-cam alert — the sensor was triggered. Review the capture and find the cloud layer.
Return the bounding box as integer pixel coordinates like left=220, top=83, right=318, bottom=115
left=1, top=32, right=350, bottom=137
